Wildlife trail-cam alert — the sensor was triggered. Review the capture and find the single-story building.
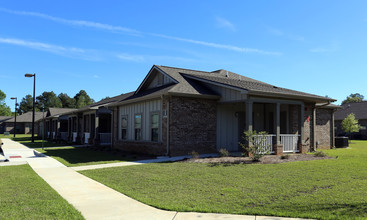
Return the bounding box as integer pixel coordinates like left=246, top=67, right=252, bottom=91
left=107, top=65, right=338, bottom=156
left=55, top=65, right=339, bottom=156
left=335, top=101, right=367, bottom=139
left=0, top=116, right=13, bottom=134
left=3, top=111, right=43, bottom=134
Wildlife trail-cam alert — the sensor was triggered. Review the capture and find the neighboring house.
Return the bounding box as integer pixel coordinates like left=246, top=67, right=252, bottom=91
left=3, top=112, right=43, bottom=134
left=56, top=65, right=338, bottom=156
left=37, top=108, right=77, bottom=141
left=335, top=101, right=367, bottom=139
left=0, top=116, right=13, bottom=134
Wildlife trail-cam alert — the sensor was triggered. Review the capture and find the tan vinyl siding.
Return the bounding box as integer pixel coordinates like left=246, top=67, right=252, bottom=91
left=217, top=103, right=246, bottom=151
left=147, top=73, right=174, bottom=89
left=118, top=99, right=162, bottom=141
left=206, top=84, right=247, bottom=102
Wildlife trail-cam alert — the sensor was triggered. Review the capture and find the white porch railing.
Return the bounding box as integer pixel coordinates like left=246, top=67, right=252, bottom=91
left=99, top=133, right=111, bottom=144
left=84, top=132, right=90, bottom=144
left=280, top=134, right=300, bottom=153
left=72, top=132, right=77, bottom=142
left=253, top=134, right=275, bottom=153
left=60, top=132, right=68, bottom=140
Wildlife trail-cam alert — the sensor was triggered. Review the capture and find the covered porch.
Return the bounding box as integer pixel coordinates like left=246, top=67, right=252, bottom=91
left=217, top=98, right=308, bottom=154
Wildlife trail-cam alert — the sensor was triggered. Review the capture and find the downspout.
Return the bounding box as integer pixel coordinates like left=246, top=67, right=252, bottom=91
left=166, top=99, right=170, bottom=157
left=162, top=95, right=170, bottom=157
left=312, top=106, right=316, bottom=151
left=110, top=107, right=114, bottom=150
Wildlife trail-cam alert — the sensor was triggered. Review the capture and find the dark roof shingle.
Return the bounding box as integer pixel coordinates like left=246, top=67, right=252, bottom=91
left=335, top=102, right=367, bottom=120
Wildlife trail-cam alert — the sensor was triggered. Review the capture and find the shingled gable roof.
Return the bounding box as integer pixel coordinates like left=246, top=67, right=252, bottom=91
left=150, top=65, right=335, bottom=103
left=334, top=101, right=367, bottom=121
left=0, top=116, right=12, bottom=123
left=5, top=111, right=43, bottom=123
left=60, top=92, right=135, bottom=115
left=47, top=108, right=77, bottom=117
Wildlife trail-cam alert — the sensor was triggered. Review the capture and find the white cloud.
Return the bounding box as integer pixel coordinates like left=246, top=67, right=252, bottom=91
left=216, top=17, right=236, bottom=32
left=310, top=41, right=340, bottom=53
left=116, top=53, right=145, bottom=62
left=0, top=37, right=101, bottom=61
left=1, top=7, right=281, bottom=56
left=268, top=27, right=304, bottom=42
left=149, top=33, right=282, bottom=55
left=93, top=74, right=99, bottom=78
left=0, top=8, right=141, bottom=36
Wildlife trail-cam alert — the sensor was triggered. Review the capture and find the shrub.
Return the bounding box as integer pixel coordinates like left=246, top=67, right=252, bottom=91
left=239, top=130, right=270, bottom=161
left=190, top=151, right=200, bottom=159
left=281, top=154, right=290, bottom=160
left=314, top=151, right=327, bottom=157
left=219, top=148, right=230, bottom=157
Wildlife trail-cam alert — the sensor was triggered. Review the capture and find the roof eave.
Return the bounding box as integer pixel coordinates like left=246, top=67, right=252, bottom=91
left=249, top=91, right=336, bottom=103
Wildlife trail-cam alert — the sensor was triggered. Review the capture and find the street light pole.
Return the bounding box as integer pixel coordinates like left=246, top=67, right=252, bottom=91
left=25, top=73, right=36, bottom=143
left=10, top=97, right=17, bottom=137
left=42, top=104, right=44, bottom=150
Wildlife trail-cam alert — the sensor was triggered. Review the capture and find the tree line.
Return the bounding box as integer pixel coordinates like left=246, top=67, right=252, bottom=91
left=0, top=89, right=95, bottom=116
left=18, top=90, right=94, bottom=114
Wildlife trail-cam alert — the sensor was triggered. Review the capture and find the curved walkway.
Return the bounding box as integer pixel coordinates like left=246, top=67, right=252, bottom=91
left=1, top=138, right=309, bottom=220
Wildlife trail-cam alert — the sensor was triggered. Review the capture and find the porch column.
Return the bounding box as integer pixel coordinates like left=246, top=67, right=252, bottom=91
left=94, top=114, right=99, bottom=145
left=313, top=107, right=316, bottom=150
left=332, top=110, right=335, bottom=148
left=273, top=102, right=283, bottom=156
left=276, top=102, right=281, bottom=144
left=245, top=100, right=253, bottom=133
left=300, top=103, right=305, bottom=143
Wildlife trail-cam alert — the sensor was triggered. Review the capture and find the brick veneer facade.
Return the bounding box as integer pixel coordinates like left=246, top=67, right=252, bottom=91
left=303, top=103, right=314, bottom=151
left=168, top=96, right=217, bottom=156
left=316, top=108, right=333, bottom=149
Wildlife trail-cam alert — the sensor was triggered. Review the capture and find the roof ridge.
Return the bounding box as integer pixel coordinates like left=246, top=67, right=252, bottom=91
left=157, top=65, right=212, bottom=74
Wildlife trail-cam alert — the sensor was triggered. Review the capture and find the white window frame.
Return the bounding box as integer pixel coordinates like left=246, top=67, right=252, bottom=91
left=134, top=114, right=142, bottom=141
left=150, top=112, right=160, bottom=142
left=120, top=115, right=128, bottom=140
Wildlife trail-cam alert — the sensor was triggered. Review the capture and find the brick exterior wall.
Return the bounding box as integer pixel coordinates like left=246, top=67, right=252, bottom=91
left=288, top=104, right=313, bottom=152
left=303, top=104, right=314, bottom=151
left=114, top=140, right=166, bottom=155
left=168, top=96, right=217, bottom=156
left=316, top=108, right=333, bottom=149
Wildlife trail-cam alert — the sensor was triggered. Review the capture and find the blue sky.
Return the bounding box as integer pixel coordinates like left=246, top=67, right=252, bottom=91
left=1, top=0, right=367, bottom=111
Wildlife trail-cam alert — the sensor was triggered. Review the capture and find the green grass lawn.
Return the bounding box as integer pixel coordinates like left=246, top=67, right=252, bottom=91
left=0, top=134, right=66, bottom=148
left=80, top=141, right=367, bottom=220
left=0, top=134, right=34, bottom=139
left=0, top=164, right=83, bottom=219
left=36, top=147, right=136, bottom=167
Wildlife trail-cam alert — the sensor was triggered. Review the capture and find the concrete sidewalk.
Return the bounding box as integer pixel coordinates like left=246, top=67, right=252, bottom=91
left=72, top=154, right=217, bottom=171
left=1, top=138, right=308, bottom=220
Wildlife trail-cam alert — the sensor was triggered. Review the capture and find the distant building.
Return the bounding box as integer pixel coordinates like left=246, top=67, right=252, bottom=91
left=335, top=101, right=367, bottom=139
left=2, top=112, right=43, bottom=134
left=0, top=116, right=12, bottom=134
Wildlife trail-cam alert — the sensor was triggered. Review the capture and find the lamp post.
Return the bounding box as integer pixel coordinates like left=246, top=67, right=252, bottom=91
left=10, top=97, right=17, bottom=137
left=42, top=103, right=44, bottom=150
left=25, top=73, right=36, bottom=143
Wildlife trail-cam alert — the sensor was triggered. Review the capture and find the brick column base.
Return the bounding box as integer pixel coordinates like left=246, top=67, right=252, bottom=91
left=273, top=144, right=283, bottom=156
left=298, top=143, right=308, bottom=154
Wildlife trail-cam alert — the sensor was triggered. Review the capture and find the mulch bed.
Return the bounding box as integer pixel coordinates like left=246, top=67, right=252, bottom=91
left=182, top=154, right=335, bottom=164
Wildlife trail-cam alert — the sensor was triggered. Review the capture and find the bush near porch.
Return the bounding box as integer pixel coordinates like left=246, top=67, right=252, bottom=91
left=80, top=141, right=367, bottom=220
